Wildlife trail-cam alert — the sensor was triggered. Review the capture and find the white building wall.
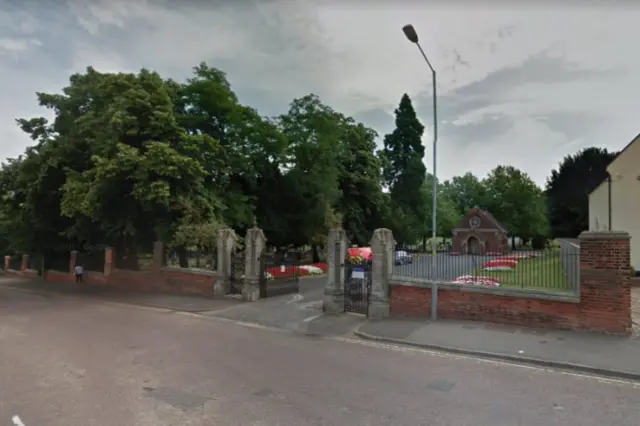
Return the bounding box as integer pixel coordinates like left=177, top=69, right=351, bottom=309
left=589, top=181, right=610, bottom=231
left=610, top=174, right=640, bottom=270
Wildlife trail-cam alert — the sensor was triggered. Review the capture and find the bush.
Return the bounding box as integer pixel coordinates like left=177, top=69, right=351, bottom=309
left=631, top=267, right=636, bottom=277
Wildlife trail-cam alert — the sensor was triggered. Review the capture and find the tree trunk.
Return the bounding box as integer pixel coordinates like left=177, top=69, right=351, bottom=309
left=311, top=244, right=320, bottom=263
left=422, top=236, right=427, bottom=252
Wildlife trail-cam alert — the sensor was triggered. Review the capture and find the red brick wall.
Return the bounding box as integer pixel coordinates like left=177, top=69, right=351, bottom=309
left=106, top=268, right=218, bottom=296
left=5, top=242, right=221, bottom=297
left=391, top=232, right=632, bottom=334
left=392, top=285, right=586, bottom=327
left=7, top=267, right=219, bottom=298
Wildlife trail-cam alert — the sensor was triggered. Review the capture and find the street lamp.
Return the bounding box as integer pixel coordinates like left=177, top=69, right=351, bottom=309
left=402, top=24, right=439, bottom=321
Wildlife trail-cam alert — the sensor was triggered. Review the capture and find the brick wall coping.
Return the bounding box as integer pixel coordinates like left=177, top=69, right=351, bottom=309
left=161, top=266, right=219, bottom=277
left=579, top=231, right=630, bottom=240
left=390, top=276, right=580, bottom=303
left=19, top=266, right=221, bottom=277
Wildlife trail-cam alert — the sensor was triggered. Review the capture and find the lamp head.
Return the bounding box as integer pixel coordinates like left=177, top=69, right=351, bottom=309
left=402, top=24, right=419, bottom=43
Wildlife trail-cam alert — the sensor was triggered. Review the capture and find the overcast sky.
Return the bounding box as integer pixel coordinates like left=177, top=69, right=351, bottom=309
left=1, top=0, right=638, bottom=186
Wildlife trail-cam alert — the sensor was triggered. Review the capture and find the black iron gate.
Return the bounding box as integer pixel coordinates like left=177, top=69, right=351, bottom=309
left=229, top=250, right=244, bottom=295
left=344, top=255, right=372, bottom=315
left=259, top=249, right=301, bottom=298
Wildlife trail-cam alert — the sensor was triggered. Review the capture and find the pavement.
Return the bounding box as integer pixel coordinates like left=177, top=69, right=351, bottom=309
left=4, top=286, right=640, bottom=425
left=0, top=276, right=245, bottom=312
left=0, top=275, right=345, bottom=334
left=355, top=317, right=640, bottom=380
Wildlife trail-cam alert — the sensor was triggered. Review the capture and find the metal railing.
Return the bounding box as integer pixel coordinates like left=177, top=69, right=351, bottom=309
left=9, top=255, right=22, bottom=271
left=558, top=239, right=580, bottom=291
left=259, top=250, right=301, bottom=298
left=76, top=250, right=105, bottom=273
left=392, top=248, right=580, bottom=293
left=165, top=248, right=217, bottom=271
left=28, top=255, right=44, bottom=272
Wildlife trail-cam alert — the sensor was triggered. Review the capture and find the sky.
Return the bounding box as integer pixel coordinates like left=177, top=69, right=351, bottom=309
left=0, top=0, right=638, bottom=187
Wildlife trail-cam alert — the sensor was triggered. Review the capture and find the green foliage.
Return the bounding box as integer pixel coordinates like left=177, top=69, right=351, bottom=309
left=335, top=120, right=387, bottom=246
left=546, top=147, right=617, bottom=238
left=441, top=172, right=487, bottom=217
left=484, top=165, right=548, bottom=241
left=0, top=61, right=612, bottom=259
left=380, top=94, right=427, bottom=244
left=417, top=174, right=461, bottom=248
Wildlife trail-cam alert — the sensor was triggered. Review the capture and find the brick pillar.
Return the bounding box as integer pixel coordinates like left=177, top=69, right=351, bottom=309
left=213, top=229, right=237, bottom=297
left=243, top=225, right=266, bottom=302
left=21, top=254, right=29, bottom=272
left=69, top=250, right=78, bottom=274
left=102, top=247, right=113, bottom=277
left=152, top=242, right=164, bottom=276
left=369, top=228, right=395, bottom=319
left=4, top=255, right=9, bottom=271
left=323, top=228, right=348, bottom=314
left=578, top=231, right=632, bottom=334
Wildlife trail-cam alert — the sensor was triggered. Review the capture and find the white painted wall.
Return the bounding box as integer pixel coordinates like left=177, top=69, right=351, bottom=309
left=610, top=174, right=640, bottom=270
left=592, top=174, right=640, bottom=269
left=589, top=181, right=610, bottom=231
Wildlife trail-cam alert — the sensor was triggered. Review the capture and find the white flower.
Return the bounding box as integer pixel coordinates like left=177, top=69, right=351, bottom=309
left=300, top=265, right=323, bottom=275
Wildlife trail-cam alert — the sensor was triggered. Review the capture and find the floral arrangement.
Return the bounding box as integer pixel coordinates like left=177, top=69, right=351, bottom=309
left=347, top=254, right=367, bottom=265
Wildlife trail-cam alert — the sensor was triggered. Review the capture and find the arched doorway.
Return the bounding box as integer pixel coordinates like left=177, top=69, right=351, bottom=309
left=467, top=236, right=480, bottom=255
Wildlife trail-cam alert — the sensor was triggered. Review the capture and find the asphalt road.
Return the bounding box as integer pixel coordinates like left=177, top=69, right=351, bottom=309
left=2, top=287, right=640, bottom=426
left=393, top=253, right=495, bottom=280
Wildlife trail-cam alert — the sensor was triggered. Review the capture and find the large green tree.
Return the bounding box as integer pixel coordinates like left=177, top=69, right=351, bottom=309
left=419, top=174, right=460, bottom=250
left=177, top=63, right=288, bottom=235
left=483, top=165, right=548, bottom=246
left=546, top=147, right=617, bottom=238
left=11, top=67, right=223, bottom=268
left=335, top=119, right=387, bottom=246
left=256, top=94, right=344, bottom=249
left=0, top=62, right=448, bottom=262
left=441, top=172, right=487, bottom=217
left=380, top=94, right=426, bottom=243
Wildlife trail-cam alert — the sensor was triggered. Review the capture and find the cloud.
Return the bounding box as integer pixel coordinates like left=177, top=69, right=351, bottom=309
left=1, top=0, right=638, bottom=187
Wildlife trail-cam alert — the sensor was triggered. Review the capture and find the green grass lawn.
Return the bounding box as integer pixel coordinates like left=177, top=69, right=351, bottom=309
left=476, top=252, right=573, bottom=292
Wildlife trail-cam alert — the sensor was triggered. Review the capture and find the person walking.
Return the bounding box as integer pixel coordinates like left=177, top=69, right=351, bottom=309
left=74, top=264, right=84, bottom=283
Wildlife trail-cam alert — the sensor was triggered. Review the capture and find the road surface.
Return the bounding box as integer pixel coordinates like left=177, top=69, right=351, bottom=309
left=2, top=286, right=640, bottom=426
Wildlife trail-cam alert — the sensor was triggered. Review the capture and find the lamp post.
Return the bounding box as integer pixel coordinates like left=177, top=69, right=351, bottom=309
left=402, top=24, right=439, bottom=321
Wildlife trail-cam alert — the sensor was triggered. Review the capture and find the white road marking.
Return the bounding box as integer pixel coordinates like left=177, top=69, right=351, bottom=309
left=298, top=300, right=323, bottom=310
left=235, top=321, right=270, bottom=329
left=286, top=294, right=304, bottom=305
left=12, top=415, right=26, bottom=426
left=330, top=336, right=640, bottom=388
left=302, top=314, right=323, bottom=323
